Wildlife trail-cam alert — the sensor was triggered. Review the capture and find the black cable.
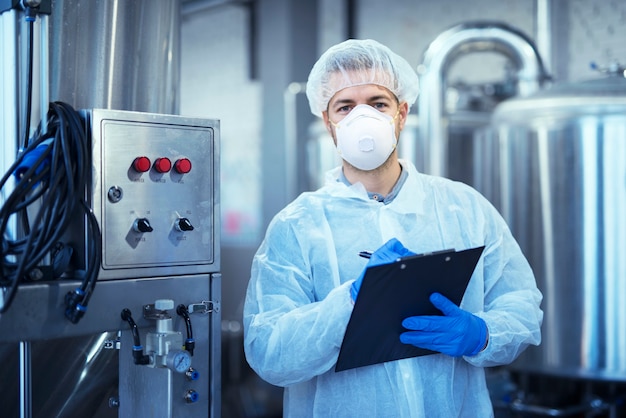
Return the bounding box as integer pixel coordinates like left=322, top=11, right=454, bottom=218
left=0, top=134, right=51, bottom=297
left=1, top=102, right=101, bottom=323
left=121, top=309, right=151, bottom=365
left=177, top=304, right=195, bottom=356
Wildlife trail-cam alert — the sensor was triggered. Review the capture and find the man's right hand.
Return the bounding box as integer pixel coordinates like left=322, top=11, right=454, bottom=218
left=351, top=238, right=415, bottom=301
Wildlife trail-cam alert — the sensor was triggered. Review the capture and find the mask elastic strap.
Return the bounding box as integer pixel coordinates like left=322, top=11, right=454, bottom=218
left=390, top=107, right=401, bottom=124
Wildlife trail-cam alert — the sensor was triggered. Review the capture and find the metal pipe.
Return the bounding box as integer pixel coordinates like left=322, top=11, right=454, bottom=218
left=536, top=0, right=553, bottom=76
left=19, top=341, right=32, bottom=418
left=283, top=82, right=306, bottom=200
left=1, top=9, right=20, bottom=313
left=509, top=397, right=611, bottom=417
left=38, top=14, right=49, bottom=130
left=417, top=21, right=547, bottom=177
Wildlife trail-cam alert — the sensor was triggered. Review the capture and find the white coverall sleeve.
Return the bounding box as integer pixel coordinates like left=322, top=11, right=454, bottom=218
left=243, top=216, right=354, bottom=387
left=464, top=197, right=544, bottom=367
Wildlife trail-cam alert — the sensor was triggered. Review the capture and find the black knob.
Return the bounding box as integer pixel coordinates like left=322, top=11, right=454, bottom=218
left=177, top=218, right=194, bottom=232
left=134, top=218, right=153, bottom=233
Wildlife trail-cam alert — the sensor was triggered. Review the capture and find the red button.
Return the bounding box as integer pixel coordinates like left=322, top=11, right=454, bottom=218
left=174, top=158, right=192, bottom=174
left=133, top=156, right=151, bottom=173
left=154, top=157, right=172, bottom=173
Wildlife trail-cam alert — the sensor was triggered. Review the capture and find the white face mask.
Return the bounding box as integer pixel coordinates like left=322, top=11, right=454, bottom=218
left=331, top=104, right=397, bottom=171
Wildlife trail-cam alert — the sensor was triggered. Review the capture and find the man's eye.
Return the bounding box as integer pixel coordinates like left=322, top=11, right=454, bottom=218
left=338, top=105, right=352, bottom=113
left=373, top=103, right=388, bottom=110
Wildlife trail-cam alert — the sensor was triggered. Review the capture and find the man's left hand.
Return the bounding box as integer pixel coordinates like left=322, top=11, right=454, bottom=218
left=399, top=292, right=487, bottom=357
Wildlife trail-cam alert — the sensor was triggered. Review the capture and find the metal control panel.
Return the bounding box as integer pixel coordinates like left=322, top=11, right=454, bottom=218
left=86, top=109, right=220, bottom=279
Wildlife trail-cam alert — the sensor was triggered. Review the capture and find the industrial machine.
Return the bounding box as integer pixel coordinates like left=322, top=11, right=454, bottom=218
left=0, top=1, right=221, bottom=417
left=476, top=63, right=626, bottom=416
left=415, top=21, right=548, bottom=180
left=396, top=20, right=626, bottom=416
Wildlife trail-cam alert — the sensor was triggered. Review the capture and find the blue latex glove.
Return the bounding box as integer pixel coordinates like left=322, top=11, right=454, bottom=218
left=399, top=292, right=488, bottom=357
left=351, top=238, right=415, bottom=301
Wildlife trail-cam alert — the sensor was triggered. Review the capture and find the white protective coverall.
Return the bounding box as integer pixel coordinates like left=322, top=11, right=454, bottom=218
left=243, top=159, right=543, bottom=418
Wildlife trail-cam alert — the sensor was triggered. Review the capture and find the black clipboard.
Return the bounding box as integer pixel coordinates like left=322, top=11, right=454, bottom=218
left=335, top=246, right=485, bottom=372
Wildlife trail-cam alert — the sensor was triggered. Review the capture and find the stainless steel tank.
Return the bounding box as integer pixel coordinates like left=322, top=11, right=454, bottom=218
left=475, top=67, right=626, bottom=381
left=49, top=0, right=180, bottom=113
left=417, top=21, right=547, bottom=179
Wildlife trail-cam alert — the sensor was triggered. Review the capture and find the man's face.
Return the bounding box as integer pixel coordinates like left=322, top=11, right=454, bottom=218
left=322, top=84, right=409, bottom=145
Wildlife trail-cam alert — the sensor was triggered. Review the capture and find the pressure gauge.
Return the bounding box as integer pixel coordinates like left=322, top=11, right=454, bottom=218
left=166, top=350, right=192, bottom=373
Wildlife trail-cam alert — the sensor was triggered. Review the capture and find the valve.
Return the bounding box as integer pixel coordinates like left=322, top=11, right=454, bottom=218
left=184, top=389, right=199, bottom=404
left=186, top=367, right=200, bottom=381
left=590, top=61, right=626, bottom=77
left=144, top=300, right=192, bottom=373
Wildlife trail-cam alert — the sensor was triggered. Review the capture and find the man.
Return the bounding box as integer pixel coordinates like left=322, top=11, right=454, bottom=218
left=243, top=39, right=543, bottom=417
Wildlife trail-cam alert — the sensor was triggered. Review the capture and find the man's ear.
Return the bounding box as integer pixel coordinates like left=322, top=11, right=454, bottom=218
left=321, top=111, right=338, bottom=145
left=397, top=101, right=409, bottom=132
left=321, top=111, right=333, bottom=135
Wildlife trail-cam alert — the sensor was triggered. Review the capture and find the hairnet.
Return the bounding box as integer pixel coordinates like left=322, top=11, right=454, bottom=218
left=305, top=39, right=420, bottom=117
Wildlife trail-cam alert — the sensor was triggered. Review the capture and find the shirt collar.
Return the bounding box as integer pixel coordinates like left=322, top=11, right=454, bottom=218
left=337, top=165, right=408, bottom=204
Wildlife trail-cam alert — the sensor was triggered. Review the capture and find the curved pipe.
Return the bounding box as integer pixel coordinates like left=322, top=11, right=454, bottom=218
left=177, top=304, right=195, bottom=356
left=120, top=309, right=150, bottom=365
left=417, top=21, right=548, bottom=177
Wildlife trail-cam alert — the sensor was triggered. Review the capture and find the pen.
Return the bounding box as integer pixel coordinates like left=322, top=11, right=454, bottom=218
left=358, top=251, right=373, bottom=259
